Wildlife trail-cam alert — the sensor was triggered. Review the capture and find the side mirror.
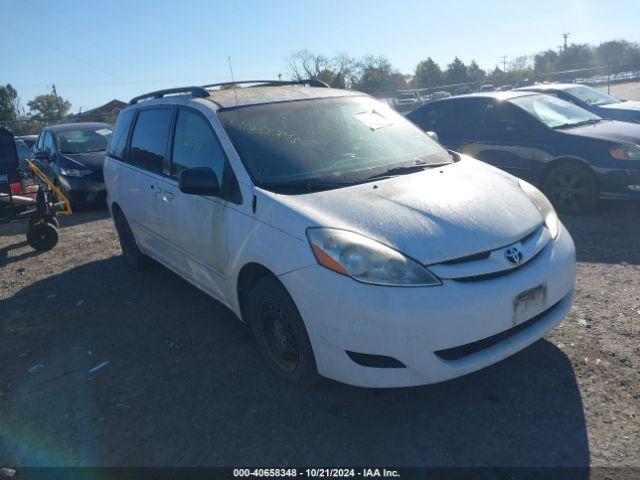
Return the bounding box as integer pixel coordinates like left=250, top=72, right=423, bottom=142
left=34, top=150, right=50, bottom=161
left=178, top=167, right=220, bottom=196
left=426, top=131, right=440, bottom=144
left=505, top=121, right=529, bottom=134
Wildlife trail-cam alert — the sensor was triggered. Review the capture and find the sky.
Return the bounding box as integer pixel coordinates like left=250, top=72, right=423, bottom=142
left=2, top=0, right=639, bottom=112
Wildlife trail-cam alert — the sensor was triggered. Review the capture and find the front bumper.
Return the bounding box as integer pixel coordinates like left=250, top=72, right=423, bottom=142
left=279, top=224, right=576, bottom=388
left=597, top=166, right=640, bottom=201
left=56, top=174, right=106, bottom=205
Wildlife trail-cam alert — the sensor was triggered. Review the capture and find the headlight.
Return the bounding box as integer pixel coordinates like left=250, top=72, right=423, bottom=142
left=518, top=180, right=560, bottom=239
left=60, top=167, right=93, bottom=177
left=306, top=228, right=441, bottom=287
left=610, top=144, right=640, bottom=161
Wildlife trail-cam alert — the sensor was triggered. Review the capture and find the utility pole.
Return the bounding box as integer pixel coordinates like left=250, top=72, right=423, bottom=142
left=51, top=84, right=62, bottom=118
left=562, top=33, right=570, bottom=51
left=500, top=56, right=508, bottom=71
left=278, top=73, right=282, bottom=81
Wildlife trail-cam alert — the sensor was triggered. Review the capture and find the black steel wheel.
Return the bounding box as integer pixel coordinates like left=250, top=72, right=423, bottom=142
left=543, top=164, right=598, bottom=214
left=114, top=209, right=148, bottom=269
left=248, top=276, right=319, bottom=385
left=26, top=222, right=59, bottom=251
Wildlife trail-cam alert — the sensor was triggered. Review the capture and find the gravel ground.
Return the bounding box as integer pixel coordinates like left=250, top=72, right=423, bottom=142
left=0, top=201, right=638, bottom=469
left=597, top=81, right=640, bottom=101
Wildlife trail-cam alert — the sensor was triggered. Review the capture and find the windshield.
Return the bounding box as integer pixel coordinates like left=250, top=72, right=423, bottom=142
left=15, top=141, right=33, bottom=161
left=509, top=94, right=601, bottom=129
left=219, top=96, right=450, bottom=191
left=56, top=127, right=112, bottom=154
left=565, top=85, right=620, bottom=106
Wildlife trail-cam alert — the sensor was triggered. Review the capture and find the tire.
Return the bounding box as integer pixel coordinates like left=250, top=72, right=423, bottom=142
left=542, top=164, right=599, bottom=214
left=29, top=216, right=59, bottom=229
left=247, top=276, right=320, bottom=386
left=26, top=222, right=59, bottom=251
left=114, top=209, right=148, bottom=269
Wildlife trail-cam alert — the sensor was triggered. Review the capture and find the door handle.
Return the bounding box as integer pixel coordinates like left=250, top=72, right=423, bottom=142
left=163, top=191, right=175, bottom=202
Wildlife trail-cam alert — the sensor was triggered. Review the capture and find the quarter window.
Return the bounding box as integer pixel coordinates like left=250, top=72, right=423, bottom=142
left=107, top=109, right=135, bottom=160
left=129, top=108, right=173, bottom=174
left=171, top=109, right=226, bottom=182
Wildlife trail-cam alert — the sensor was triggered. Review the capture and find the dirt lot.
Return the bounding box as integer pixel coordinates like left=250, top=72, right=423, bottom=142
left=0, top=201, right=638, bottom=469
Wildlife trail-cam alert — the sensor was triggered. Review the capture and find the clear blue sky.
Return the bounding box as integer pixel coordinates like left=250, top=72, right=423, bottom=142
left=2, top=0, right=638, bottom=112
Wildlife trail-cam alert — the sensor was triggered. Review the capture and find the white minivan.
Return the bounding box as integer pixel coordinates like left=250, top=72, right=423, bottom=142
left=104, top=80, right=576, bottom=388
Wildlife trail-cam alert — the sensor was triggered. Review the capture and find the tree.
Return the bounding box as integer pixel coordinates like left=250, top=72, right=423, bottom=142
left=0, top=84, right=19, bottom=122
left=466, top=60, right=486, bottom=83
left=414, top=58, right=442, bottom=88
left=556, top=43, right=593, bottom=71
left=353, top=55, right=405, bottom=93
left=287, top=50, right=357, bottom=88
left=595, top=40, right=640, bottom=67
left=534, top=49, right=559, bottom=75
left=444, top=57, right=469, bottom=84
left=27, top=93, right=71, bottom=119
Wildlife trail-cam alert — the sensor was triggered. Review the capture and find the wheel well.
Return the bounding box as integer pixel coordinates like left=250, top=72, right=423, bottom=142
left=539, top=157, right=597, bottom=186
left=111, top=201, right=122, bottom=217
left=237, top=263, right=278, bottom=322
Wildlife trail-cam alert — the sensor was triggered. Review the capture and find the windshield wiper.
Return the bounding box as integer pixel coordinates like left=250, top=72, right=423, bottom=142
left=260, top=179, right=354, bottom=193
left=362, top=161, right=450, bottom=182
left=553, top=118, right=602, bottom=129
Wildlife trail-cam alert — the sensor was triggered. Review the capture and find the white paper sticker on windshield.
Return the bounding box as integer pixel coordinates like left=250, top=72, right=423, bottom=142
left=96, top=129, right=112, bottom=136
left=354, top=110, right=393, bottom=130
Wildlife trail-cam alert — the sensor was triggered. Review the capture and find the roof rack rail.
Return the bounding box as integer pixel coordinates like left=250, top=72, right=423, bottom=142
left=201, top=79, right=330, bottom=89
left=129, top=86, right=210, bottom=105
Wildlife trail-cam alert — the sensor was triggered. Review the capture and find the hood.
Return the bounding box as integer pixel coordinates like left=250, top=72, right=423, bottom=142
left=60, top=151, right=106, bottom=170
left=599, top=100, right=640, bottom=113
left=560, top=120, right=640, bottom=144
left=272, top=158, right=544, bottom=266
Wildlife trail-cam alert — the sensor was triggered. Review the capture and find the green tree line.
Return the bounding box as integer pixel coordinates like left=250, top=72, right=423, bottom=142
left=289, top=39, right=640, bottom=93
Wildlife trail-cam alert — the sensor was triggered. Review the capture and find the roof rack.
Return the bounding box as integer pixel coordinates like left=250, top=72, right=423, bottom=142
left=201, top=79, right=330, bottom=89
left=129, top=79, right=330, bottom=105
left=129, top=86, right=210, bottom=105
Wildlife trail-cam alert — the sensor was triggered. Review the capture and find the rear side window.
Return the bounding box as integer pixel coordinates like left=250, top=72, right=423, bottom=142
left=107, top=109, right=135, bottom=160
left=409, top=102, right=461, bottom=138
left=464, top=99, right=529, bottom=137
left=129, top=108, right=173, bottom=174
left=170, top=109, right=226, bottom=182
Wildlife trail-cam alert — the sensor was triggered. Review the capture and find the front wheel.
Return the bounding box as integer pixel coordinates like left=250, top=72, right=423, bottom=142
left=247, top=277, right=320, bottom=386
left=542, top=164, right=599, bottom=214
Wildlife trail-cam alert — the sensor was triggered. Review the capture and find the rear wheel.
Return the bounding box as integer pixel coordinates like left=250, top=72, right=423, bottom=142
left=114, top=209, right=148, bottom=269
left=542, top=164, right=599, bottom=214
left=26, top=222, right=59, bottom=251
left=247, top=276, right=320, bottom=386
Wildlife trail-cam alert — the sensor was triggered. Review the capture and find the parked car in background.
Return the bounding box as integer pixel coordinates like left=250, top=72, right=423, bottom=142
left=430, top=91, right=451, bottom=100
left=454, top=86, right=472, bottom=96
left=104, top=81, right=576, bottom=388
left=14, top=139, right=33, bottom=173
left=479, top=84, right=495, bottom=92
left=32, top=122, right=112, bottom=206
left=394, top=91, right=421, bottom=111
left=407, top=91, right=640, bottom=213
left=517, top=83, right=640, bottom=123
left=16, top=134, right=38, bottom=148
left=496, top=84, right=513, bottom=91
